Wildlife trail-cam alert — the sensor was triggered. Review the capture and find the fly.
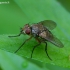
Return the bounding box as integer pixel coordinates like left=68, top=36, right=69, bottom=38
left=9, top=20, right=64, bottom=60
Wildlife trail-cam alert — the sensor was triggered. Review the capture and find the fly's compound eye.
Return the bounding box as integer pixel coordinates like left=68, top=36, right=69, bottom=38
left=25, top=29, right=31, bottom=35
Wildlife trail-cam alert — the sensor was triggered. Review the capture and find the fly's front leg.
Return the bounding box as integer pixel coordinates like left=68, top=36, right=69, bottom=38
left=8, top=33, right=22, bottom=37
left=15, top=36, right=32, bottom=53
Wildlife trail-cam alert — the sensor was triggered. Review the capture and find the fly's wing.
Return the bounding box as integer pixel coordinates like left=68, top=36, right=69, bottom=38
left=46, top=35, right=64, bottom=48
left=38, top=20, right=57, bottom=30
left=39, top=30, right=64, bottom=48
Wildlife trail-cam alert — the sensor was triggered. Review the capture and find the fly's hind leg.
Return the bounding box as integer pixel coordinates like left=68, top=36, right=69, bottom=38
left=44, top=42, right=52, bottom=60
left=31, top=37, right=52, bottom=60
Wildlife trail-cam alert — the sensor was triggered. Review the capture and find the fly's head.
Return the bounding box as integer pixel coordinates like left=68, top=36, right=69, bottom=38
left=20, top=24, right=31, bottom=35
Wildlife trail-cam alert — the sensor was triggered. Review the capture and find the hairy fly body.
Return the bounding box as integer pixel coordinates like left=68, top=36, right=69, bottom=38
left=9, top=20, right=64, bottom=60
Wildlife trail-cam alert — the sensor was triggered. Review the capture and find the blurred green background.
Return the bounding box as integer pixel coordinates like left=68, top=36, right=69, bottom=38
left=0, top=0, right=70, bottom=70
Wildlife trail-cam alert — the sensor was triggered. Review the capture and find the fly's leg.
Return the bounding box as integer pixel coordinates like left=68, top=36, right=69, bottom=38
left=15, top=36, right=32, bottom=53
left=31, top=42, right=41, bottom=58
left=8, top=33, right=33, bottom=53
left=44, top=42, right=52, bottom=60
left=35, top=37, right=41, bottom=43
left=8, top=33, right=21, bottom=37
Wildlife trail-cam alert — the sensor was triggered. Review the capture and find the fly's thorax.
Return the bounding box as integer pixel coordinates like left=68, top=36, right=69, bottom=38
left=31, top=24, right=39, bottom=37
left=31, top=24, right=39, bottom=33
left=31, top=24, right=47, bottom=37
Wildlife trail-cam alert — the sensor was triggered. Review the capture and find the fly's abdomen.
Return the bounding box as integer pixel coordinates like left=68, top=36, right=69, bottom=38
left=39, top=29, right=53, bottom=40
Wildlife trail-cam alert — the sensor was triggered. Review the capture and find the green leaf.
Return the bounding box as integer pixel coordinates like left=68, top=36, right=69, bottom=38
left=0, top=33, right=69, bottom=68
left=0, top=50, right=46, bottom=70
